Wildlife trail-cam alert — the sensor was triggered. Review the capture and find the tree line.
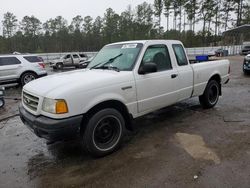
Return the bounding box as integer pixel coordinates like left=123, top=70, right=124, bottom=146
left=0, top=0, right=249, bottom=54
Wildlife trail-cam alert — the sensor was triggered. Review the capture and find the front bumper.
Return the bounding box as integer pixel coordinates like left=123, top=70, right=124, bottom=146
left=19, top=104, right=82, bottom=141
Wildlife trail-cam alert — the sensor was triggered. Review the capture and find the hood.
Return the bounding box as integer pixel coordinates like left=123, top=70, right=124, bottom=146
left=23, top=69, right=134, bottom=98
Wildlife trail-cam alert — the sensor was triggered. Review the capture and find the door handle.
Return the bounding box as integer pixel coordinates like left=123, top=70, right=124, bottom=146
left=171, top=74, right=178, bottom=79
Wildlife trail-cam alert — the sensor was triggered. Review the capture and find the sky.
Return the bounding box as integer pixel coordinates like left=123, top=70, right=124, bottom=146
left=0, top=0, right=154, bottom=24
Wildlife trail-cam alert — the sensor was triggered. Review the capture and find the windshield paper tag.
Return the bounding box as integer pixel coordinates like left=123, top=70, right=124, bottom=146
left=122, top=44, right=137, bottom=49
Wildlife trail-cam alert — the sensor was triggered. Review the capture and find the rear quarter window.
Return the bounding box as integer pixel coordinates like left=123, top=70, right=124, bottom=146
left=172, top=44, right=188, bottom=66
left=0, top=57, right=21, bottom=66
left=24, top=56, right=42, bottom=63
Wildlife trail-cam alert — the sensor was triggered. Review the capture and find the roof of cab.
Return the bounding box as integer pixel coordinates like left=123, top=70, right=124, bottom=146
left=107, top=40, right=182, bottom=46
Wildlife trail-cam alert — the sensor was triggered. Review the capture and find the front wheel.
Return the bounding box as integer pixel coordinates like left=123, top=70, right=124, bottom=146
left=199, top=80, right=220, bottom=109
left=56, top=63, right=63, bottom=70
left=82, top=108, right=125, bottom=157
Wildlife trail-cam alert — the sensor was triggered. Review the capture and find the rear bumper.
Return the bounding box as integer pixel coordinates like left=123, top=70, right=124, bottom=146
left=38, top=73, right=48, bottom=78
left=19, top=104, right=82, bottom=141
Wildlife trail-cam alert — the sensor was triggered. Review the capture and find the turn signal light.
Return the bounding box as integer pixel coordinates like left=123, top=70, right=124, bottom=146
left=56, top=100, right=68, bottom=114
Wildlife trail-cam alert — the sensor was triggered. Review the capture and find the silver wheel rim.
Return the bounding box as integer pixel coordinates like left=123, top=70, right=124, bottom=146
left=208, top=84, right=219, bottom=105
left=24, top=74, right=35, bottom=84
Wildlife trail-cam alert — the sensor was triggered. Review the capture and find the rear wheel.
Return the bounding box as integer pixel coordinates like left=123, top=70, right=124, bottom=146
left=0, top=98, right=5, bottom=108
left=199, top=80, right=220, bottom=109
left=82, top=108, right=125, bottom=157
left=20, top=72, right=37, bottom=86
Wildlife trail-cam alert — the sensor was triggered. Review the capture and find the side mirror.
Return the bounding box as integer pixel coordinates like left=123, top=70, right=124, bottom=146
left=138, top=62, right=157, bottom=75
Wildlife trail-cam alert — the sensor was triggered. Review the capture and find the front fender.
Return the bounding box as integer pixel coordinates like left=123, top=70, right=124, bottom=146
left=82, top=93, right=127, bottom=114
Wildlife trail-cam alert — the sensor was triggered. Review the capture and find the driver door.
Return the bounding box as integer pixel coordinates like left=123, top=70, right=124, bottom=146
left=135, top=44, right=179, bottom=113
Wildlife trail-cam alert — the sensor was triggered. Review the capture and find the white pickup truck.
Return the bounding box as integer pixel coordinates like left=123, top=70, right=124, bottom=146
left=19, top=40, right=230, bottom=157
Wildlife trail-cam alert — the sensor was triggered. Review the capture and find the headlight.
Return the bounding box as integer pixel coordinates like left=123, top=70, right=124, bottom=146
left=245, top=56, right=250, bottom=61
left=42, top=98, right=68, bottom=114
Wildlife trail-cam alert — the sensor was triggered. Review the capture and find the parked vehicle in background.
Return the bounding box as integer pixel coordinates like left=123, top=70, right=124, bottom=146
left=0, top=87, right=5, bottom=108
left=49, top=53, right=88, bottom=69
left=78, top=56, right=95, bottom=68
left=0, top=55, right=47, bottom=86
left=240, top=46, right=250, bottom=55
left=19, top=40, right=230, bottom=157
left=243, top=54, right=250, bottom=74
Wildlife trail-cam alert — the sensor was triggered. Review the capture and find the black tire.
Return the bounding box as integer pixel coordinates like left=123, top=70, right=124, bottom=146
left=199, top=80, right=220, bottom=109
left=56, top=63, right=63, bottom=70
left=82, top=108, right=125, bottom=157
left=0, top=98, right=5, bottom=108
left=20, top=72, right=37, bottom=86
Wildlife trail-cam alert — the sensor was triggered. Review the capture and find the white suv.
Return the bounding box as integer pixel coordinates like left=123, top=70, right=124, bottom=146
left=0, top=55, right=47, bottom=86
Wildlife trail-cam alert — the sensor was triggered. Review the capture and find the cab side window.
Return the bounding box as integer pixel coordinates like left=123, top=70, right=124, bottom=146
left=64, top=55, right=71, bottom=59
left=142, top=45, right=172, bottom=72
left=172, top=44, right=188, bottom=66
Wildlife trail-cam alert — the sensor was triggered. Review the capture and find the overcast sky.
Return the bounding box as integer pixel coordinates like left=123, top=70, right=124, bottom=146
left=0, top=0, right=154, bottom=23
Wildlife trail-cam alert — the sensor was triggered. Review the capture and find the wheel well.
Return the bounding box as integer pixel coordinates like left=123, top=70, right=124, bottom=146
left=80, top=100, right=133, bottom=134
left=208, top=74, right=222, bottom=95
left=209, top=74, right=221, bottom=83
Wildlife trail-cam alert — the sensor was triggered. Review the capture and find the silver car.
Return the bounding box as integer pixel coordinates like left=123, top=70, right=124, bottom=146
left=0, top=55, right=47, bottom=86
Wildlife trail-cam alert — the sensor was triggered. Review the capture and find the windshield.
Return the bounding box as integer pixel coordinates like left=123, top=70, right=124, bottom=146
left=88, top=43, right=143, bottom=71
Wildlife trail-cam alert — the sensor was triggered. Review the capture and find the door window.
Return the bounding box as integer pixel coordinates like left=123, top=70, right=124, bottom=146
left=73, top=54, right=79, bottom=59
left=141, top=45, right=172, bottom=72
left=64, top=55, right=71, bottom=59
left=0, top=57, right=21, bottom=66
left=172, top=44, right=188, bottom=66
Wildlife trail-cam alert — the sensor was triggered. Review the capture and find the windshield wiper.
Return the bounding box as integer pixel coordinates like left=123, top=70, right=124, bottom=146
left=90, top=53, right=123, bottom=71
left=95, top=65, right=120, bottom=72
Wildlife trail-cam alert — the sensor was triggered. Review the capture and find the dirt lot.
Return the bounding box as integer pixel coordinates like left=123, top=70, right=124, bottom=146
left=0, top=56, right=250, bottom=188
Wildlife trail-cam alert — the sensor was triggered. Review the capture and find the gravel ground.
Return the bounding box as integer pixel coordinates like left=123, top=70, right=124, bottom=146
left=0, top=56, right=250, bottom=188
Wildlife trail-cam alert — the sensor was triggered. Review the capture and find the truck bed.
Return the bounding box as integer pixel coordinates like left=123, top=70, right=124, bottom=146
left=191, top=59, right=230, bottom=97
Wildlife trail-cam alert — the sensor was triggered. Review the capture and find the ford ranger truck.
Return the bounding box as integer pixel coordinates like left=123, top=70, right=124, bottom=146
left=19, top=40, right=230, bottom=157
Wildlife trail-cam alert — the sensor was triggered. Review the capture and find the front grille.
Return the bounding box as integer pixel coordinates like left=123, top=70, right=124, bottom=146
left=23, top=91, right=39, bottom=111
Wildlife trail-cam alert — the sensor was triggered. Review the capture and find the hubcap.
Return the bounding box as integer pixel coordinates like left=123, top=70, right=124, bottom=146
left=24, top=74, right=35, bottom=84
left=208, top=84, right=219, bottom=104
left=93, top=115, right=122, bottom=151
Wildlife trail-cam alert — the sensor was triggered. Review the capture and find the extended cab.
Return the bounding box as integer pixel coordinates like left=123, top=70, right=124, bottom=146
left=50, top=53, right=88, bottom=69
left=19, top=40, right=230, bottom=157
